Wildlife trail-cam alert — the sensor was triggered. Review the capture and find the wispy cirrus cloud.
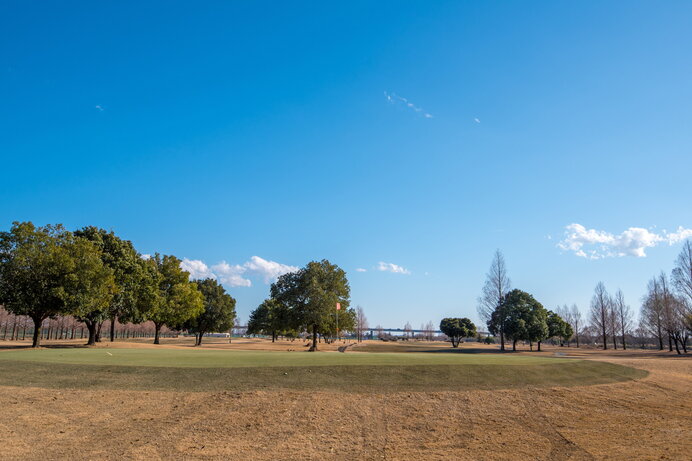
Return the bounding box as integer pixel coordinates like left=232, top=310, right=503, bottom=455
left=557, top=223, right=692, bottom=259
left=384, top=91, right=433, bottom=118
left=376, top=261, right=411, bottom=274
left=95, top=105, right=104, bottom=112
left=355, top=268, right=367, bottom=272
left=180, top=256, right=298, bottom=287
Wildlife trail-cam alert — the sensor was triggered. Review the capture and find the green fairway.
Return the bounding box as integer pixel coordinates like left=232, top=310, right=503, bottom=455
left=0, top=348, right=647, bottom=392
left=0, top=347, right=569, bottom=368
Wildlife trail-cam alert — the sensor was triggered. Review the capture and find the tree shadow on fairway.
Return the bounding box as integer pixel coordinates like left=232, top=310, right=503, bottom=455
left=0, top=343, right=90, bottom=351
left=420, top=347, right=507, bottom=354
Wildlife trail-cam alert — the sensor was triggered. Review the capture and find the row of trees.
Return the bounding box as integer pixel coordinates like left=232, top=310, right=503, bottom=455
left=0, top=310, right=178, bottom=341
left=479, top=244, right=692, bottom=353
left=248, top=260, right=355, bottom=351
left=638, top=241, right=692, bottom=353
left=0, top=222, right=236, bottom=347
left=477, top=251, right=572, bottom=352
left=586, top=242, right=691, bottom=353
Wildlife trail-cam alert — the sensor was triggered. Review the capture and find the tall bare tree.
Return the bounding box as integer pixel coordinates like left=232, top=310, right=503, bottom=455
left=425, top=320, right=435, bottom=341
left=608, top=294, right=619, bottom=350
left=403, top=321, right=412, bottom=339
left=477, top=250, right=511, bottom=350
left=355, top=305, right=368, bottom=342
left=672, top=240, right=692, bottom=305
left=657, top=272, right=688, bottom=354
left=557, top=305, right=572, bottom=345
left=612, top=289, right=632, bottom=350
left=641, top=276, right=665, bottom=350
left=570, top=304, right=582, bottom=347
left=672, top=239, right=692, bottom=351
left=590, top=282, right=610, bottom=350
left=658, top=272, right=678, bottom=352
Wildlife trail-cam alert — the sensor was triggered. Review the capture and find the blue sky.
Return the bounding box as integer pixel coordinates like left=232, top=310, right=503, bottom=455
left=2, top=1, right=692, bottom=328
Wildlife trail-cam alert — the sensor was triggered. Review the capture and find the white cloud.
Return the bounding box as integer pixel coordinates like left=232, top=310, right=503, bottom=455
left=212, top=261, right=252, bottom=287
left=384, top=91, right=433, bottom=119
left=558, top=223, right=692, bottom=259
left=140, top=253, right=151, bottom=260
left=667, top=226, right=692, bottom=244
left=95, top=105, right=104, bottom=111
left=178, top=255, right=298, bottom=287
left=181, top=258, right=216, bottom=280
left=474, top=117, right=480, bottom=123
left=376, top=261, right=411, bottom=275
left=355, top=268, right=367, bottom=272
left=243, top=256, right=299, bottom=283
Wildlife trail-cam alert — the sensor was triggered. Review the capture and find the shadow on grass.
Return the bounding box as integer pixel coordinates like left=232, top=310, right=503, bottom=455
left=0, top=360, right=647, bottom=393
left=0, top=343, right=92, bottom=351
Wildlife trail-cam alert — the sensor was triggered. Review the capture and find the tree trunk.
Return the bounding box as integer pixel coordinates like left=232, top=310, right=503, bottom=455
left=512, top=339, right=517, bottom=351
left=657, top=327, right=663, bottom=350
left=154, top=323, right=162, bottom=344
left=309, top=324, right=318, bottom=351
left=529, top=341, right=533, bottom=352
left=668, top=335, right=673, bottom=352
left=601, top=324, right=608, bottom=350
left=31, top=316, right=43, bottom=347
left=95, top=321, right=103, bottom=343
left=85, top=321, right=97, bottom=346
left=110, top=317, right=116, bottom=342
left=537, top=341, right=542, bottom=352
left=197, top=332, right=204, bottom=346
left=500, top=330, right=505, bottom=351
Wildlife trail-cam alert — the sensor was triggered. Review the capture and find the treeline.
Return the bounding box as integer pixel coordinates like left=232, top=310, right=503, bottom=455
left=476, top=251, right=572, bottom=352
left=584, top=242, right=691, bottom=354
left=0, top=310, right=177, bottom=341
left=637, top=241, right=692, bottom=353
left=0, top=222, right=236, bottom=347
left=478, top=246, right=692, bottom=354
left=247, top=260, right=354, bottom=351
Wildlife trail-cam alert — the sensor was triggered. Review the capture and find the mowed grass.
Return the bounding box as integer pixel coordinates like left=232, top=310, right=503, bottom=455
left=0, top=348, right=569, bottom=367
left=0, top=348, right=647, bottom=393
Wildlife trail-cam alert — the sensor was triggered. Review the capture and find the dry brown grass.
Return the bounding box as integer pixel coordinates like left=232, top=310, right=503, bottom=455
left=0, top=340, right=689, bottom=460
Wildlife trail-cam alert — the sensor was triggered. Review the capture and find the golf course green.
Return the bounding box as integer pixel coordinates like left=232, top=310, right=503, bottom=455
left=0, top=347, right=647, bottom=393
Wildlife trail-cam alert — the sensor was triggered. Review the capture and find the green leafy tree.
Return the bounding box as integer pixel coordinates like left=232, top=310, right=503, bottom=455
left=271, top=260, right=349, bottom=351
left=439, top=317, right=477, bottom=347
left=494, top=289, right=547, bottom=351
left=525, top=304, right=549, bottom=351
left=547, top=310, right=573, bottom=347
left=147, top=254, right=204, bottom=344
left=247, top=300, right=272, bottom=337
left=73, top=226, right=158, bottom=341
left=488, top=296, right=515, bottom=352
left=184, top=278, right=236, bottom=346
left=64, top=236, right=118, bottom=345
left=0, top=222, right=76, bottom=347
left=247, top=298, right=295, bottom=342
left=321, top=306, right=356, bottom=341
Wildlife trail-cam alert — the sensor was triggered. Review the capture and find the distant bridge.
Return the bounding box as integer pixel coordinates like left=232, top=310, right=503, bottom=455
left=233, top=326, right=489, bottom=337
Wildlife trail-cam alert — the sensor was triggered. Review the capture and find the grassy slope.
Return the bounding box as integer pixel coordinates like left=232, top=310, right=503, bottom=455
left=0, top=348, right=647, bottom=392
left=0, top=348, right=569, bottom=367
